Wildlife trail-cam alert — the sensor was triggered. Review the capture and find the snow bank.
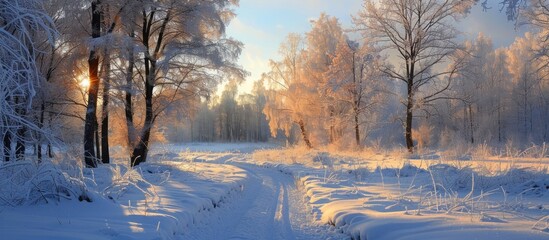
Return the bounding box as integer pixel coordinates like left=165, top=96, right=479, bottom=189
left=0, top=160, right=248, bottom=239
left=0, top=159, right=88, bottom=206
left=252, top=148, right=549, bottom=240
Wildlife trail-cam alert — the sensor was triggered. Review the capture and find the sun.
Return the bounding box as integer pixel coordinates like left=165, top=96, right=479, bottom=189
left=78, top=75, right=90, bottom=89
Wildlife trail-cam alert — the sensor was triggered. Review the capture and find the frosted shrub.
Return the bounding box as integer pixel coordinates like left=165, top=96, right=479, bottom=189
left=313, top=152, right=333, bottom=169
left=471, top=142, right=492, bottom=159
left=0, top=159, right=88, bottom=206
left=102, top=164, right=158, bottom=201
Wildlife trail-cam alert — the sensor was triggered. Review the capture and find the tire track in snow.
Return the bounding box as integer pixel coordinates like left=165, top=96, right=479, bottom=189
left=184, top=161, right=348, bottom=240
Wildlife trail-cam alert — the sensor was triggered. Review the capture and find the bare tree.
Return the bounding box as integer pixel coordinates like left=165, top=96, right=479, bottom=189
left=354, top=0, right=473, bottom=152
left=326, top=39, right=385, bottom=147
left=126, top=0, right=243, bottom=166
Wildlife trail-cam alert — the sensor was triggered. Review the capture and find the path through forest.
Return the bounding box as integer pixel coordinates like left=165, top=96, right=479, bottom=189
left=183, top=157, right=348, bottom=240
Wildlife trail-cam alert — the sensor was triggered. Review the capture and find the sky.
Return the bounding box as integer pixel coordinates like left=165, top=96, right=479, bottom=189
left=226, top=0, right=530, bottom=94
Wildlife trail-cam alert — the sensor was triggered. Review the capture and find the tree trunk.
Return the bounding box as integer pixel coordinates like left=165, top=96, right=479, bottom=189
left=95, top=118, right=101, bottom=161
left=354, top=107, right=360, bottom=146
left=130, top=9, right=171, bottom=166
left=83, top=0, right=102, bottom=168
left=405, top=84, right=414, bottom=153
left=15, top=126, right=25, bottom=161
left=100, top=52, right=111, bottom=164
left=498, top=105, right=502, bottom=143
left=3, top=131, right=11, bottom=162
left=130, top=62, right=154, bottom=167
left=469, top=104, right=474, bottom=144
left=297, top=119, right=313, bottom=149
left=124, top=37, right=136, bottom=148
left=37, top=101, right=45, bottom=162
left=15, top=97, right=26, bottom=161
left=329, top=108, right=335, bottom=144
left=47, top=144, right=53, bottom=158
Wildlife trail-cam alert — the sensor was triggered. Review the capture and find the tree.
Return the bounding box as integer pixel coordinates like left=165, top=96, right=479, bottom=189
left=354, top=0, right=474, bottom=152
left=83, top=0, right=103, bottom=168
left=325, top=39, right=385, bottom=147
left=83, top=0, right=127, bottom=167
left=32, top=0, right=86, bottom=161
left=304, top=13, right=345, bottom=144
left=507, top=32, right=542, bottom=141
left=263, top=33, right=315, bottom=148
left=126, top=0, right=243, bottom=166
left=0, top=0, right=56, bottom=162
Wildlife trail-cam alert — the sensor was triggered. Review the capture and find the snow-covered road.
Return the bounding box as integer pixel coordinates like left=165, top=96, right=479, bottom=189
left=184, top=163, right=348, bottom=240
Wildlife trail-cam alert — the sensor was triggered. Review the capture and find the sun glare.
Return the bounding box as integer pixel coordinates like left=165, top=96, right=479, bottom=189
left=78, top=76, right=90, bottom=89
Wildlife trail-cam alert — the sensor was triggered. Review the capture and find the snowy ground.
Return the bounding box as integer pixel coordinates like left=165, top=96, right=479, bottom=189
left=252, top=147, right=549, bottom=240
left=1, top=142, right=548, bottom=239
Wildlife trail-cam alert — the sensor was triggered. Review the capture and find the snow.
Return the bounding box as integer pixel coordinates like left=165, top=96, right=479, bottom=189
left=0, top=160, right=248, bottom=239
left=2, top=143, right=549, bottom=240
left=251, top=147, right=549, bottom=240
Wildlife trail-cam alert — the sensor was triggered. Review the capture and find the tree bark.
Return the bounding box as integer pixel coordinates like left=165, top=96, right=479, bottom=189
left=3, top=130, right=11, bottom=162
left=125, top=30, right=136, bottom=148
left=329, top=108, right=335, bottom=144
left=37, top=101, right=45, bottom=162
left=95, top=118, right=101, bottom=161
left=15, top=97, right=26, bottom=161
left=130, top=60, right=154, bottom=166
left=100, top=51, right=110, bottom=164
left=354, top=107, right=360, bottom=146
left=298, top=119, right=313, bottom=149
left=469, top=104, right=475, bottom=144
left=405, top=82, right=414, bottom=152
left=83, top=0, right=102, bottom=168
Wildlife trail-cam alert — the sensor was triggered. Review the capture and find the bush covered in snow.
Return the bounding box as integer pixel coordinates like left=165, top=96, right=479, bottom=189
left=0, top=159, right=89, bottom=206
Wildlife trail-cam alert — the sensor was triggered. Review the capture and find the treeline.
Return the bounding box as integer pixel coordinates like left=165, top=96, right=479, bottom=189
left=163, top=81, right=271, bottom=143
left=261, top=1, right=549, bottom=151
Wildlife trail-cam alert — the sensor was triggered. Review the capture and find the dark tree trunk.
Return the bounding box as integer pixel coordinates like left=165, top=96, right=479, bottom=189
left=3, top=131, right=11, bottom=162
left=469, top=104, right=475, bottom=144
left=15, top=126, right=26, bottom=160
left=47, top=111, right=54, bottom=158
left=405, top=82, right=414, bottom=153
left=84, top=0, right=102, bottom=168
left=95, top=118, right=101, bottom=161
left=131, top=61, right=154, bottom=167
left=37, top=101, right=45, bottom=162
left=130, top=9, right=171, bottom=167
left=100, top=3, right=112, bottom=164
left=298, top=119, right=313, bottom=149
left=354, top=107, right=360, bottom=146
left=47, top=144, right=53, bottom=158
left=14, top=97, right=26, bottom=161
left=100, top=91, right=109, bottom=163
left=125, top=30, right=136, bottom=147
left=100, top=54, right=110, bottom=164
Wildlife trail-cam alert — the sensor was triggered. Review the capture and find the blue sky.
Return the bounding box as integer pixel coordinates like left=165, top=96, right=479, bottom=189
left=226, top=0, right=528, bottom=93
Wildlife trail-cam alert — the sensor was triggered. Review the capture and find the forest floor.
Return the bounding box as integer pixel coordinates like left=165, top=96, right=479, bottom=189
left=1, top=143, right=549, bottom=239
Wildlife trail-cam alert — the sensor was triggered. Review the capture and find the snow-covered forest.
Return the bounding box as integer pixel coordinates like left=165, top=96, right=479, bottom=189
left=1, top=0, right=549, bottom=239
